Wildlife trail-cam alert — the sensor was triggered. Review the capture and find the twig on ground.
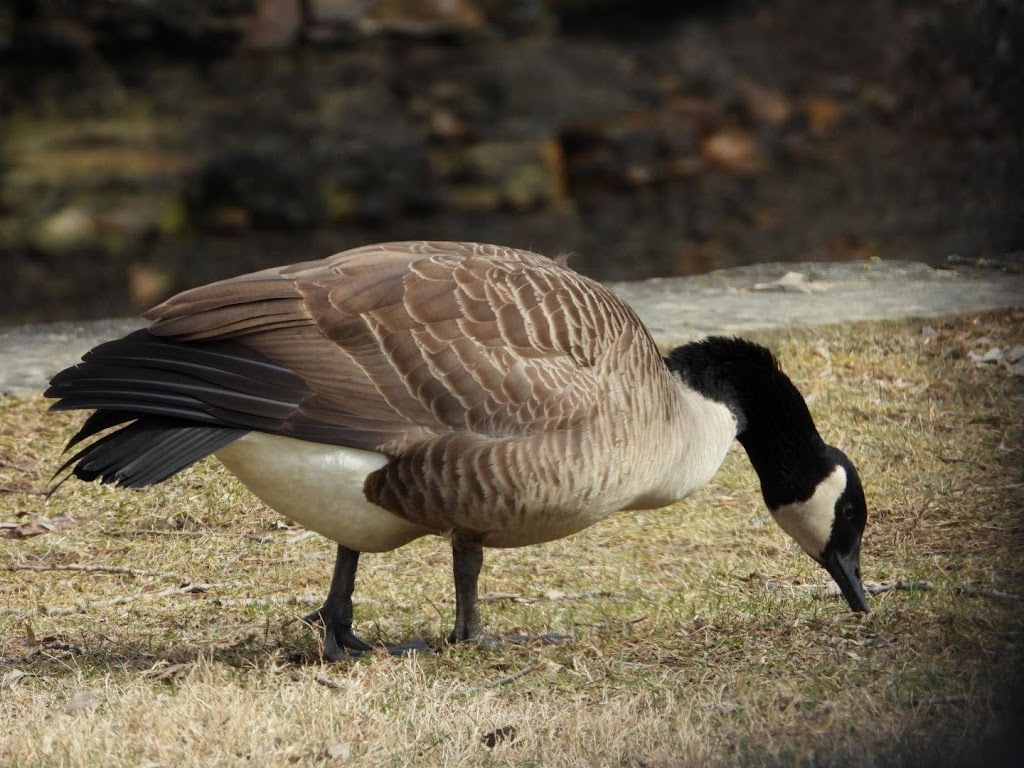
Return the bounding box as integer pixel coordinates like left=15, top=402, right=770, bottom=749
left=543, top=589, right=613, bottom=601
left=480, top=592, right=531, bottom=603
left=814, top=580, right=1023, bottom=602
left=480, top=589, right=613, bottom=604
left=104, top=529, right=209, bottom=537
left=491, top=661, right=546, bottom=687
left=972, top=482, right=1024, bottom=492
left=0, top=486, right=48, bottom=496
left=928, top=694, right=968, bottom=705
left=23, top=640, right=87, bottom=659
left=213, top=596, right=323, bottom=608
left=579, top=614, right=648, bottom=630
left=315, top=674, right=344, bottom=690
left=864, top=580, right=934, bottom=596
left=953, top=586, right=1024, bottom=602
left=1, top=582, right=252, bottom=617
left=6, top=563, right=180, bottom=579
left=813, top=580, right=934, bottom=598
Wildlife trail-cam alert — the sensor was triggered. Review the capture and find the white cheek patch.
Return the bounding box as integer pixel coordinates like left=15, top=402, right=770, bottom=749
left=771, top=465, right=847, bottom=560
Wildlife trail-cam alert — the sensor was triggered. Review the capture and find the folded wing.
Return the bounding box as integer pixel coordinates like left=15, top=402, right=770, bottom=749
left=144, top=241, right=649, bottom=449
left=49, top=242, right=657, bottom=488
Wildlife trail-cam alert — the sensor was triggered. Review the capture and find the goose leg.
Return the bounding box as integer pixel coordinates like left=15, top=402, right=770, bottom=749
left=449, top=535, right=484, bottom=643
left=304, top=545, right=375, bottom=660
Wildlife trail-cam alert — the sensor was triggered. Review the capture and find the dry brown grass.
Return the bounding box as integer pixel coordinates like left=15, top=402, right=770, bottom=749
left=2, top=311, right=1022, bottom=767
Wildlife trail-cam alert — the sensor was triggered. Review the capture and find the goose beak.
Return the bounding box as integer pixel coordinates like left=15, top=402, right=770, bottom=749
left=823, top=546, right=869, bottom=613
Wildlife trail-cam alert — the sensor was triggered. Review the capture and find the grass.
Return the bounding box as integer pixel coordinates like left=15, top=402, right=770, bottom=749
left=1, top=310, right=1022, bottom=767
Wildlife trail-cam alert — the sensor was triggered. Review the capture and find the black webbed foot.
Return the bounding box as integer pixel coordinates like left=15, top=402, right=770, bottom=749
left=304, top=545, right=377, bottom=661
left=386, top=638, right=437, bottom=656
left=302, top=606, right=375, bottom=660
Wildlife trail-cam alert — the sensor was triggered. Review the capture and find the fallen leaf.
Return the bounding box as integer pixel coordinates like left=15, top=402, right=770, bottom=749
left=0, top=515, right=76, bottom=539
left=775, top=690, right=801, bottom=710
left=701, top=129, right=763, bottom=174
left=806, top=96, right=842, bottom=136
left=144, top=662, right=194, bottom=682
left=482, top=725, right=518, bottom=749
left=968, top=347, right=1004, bottom=364
left=702, top=699, right=740, bottom=714
left=740, top=79, right=792, bottom=125
left=2, top=669, right=33, bottom=688
left=429, top=107, right=470, bottom=143
left=65, top=688, right=101, bottom=713
left=752, top=272, right=830, bottom=294
left=325, top=741, right=352, bottom=761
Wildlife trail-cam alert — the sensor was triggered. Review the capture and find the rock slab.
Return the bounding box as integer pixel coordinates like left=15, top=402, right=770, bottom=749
left=1, top=260, right=1021, bottom=397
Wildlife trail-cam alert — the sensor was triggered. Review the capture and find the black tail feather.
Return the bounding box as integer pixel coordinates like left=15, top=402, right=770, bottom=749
left=55, top=416, right=246, bottom=489
left=64, top=409, right=137, bottom=452
left=46, top=328, right=402, bottom=490
left=45, top=330, right=294, bottom=489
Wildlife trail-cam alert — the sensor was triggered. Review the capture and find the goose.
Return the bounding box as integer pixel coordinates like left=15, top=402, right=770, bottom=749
left=46, top=241, right=869, bottom=659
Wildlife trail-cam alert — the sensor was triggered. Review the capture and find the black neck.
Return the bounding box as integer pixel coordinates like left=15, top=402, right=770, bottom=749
left=665, top=336, right=830, bottom=507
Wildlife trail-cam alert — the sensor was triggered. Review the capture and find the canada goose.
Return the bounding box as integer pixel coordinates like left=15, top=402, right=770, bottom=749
left=47, top=241, right=869, bottom=659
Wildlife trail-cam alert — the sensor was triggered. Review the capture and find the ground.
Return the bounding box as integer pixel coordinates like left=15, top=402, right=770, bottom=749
left=1, top=311, right=1022, bottom=767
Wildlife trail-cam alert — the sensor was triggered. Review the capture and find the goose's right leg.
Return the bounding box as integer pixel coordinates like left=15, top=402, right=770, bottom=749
left=448, top=534, right=572, bottom=648
left=449, top=535, right=485, bottom=644
left=304, top=545, right=375, bottom=660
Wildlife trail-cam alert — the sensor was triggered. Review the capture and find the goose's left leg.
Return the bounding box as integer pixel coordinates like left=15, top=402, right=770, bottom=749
left=304, top=545, right=375, bottom=660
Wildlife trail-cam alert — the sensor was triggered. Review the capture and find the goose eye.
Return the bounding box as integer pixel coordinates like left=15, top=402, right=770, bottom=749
left=840, top=502, right=856, bottom=521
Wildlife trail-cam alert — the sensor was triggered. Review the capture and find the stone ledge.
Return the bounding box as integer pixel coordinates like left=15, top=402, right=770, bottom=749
left=2, top=260, right=1022, bottom=397
left=609, top=260, right=1024, bottom=343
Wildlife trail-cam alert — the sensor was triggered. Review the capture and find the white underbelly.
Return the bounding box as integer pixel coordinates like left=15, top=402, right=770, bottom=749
left=215, top=433, right=433, bottom=552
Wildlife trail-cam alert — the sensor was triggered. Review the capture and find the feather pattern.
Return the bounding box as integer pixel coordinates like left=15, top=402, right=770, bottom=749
left=145, top=241, right=646, bottom=441
left=50, top=241, right=738, bottom=545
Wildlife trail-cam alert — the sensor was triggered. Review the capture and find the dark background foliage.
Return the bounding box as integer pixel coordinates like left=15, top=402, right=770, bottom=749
left=1, top=0, right=1020, bottom=321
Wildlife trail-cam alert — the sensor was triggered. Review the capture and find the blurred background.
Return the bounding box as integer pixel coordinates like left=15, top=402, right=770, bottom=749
left=1, top=0, right=1021, bottom=323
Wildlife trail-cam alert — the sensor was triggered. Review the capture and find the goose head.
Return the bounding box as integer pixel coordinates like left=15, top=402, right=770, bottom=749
left=768, top=446, right=869, bottom=613
left=666, top=336, right=869, bottom=613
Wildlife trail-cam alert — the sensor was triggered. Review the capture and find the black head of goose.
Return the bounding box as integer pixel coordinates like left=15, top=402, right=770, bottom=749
left=46, top=241, right=868, bottom=659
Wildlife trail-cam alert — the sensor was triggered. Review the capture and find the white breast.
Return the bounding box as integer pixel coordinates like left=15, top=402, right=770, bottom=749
left=215, top=433, right=433, bottom=552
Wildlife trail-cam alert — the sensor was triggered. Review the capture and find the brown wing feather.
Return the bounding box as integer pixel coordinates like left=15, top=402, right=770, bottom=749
left=144, top=241, right=654, bottom=447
